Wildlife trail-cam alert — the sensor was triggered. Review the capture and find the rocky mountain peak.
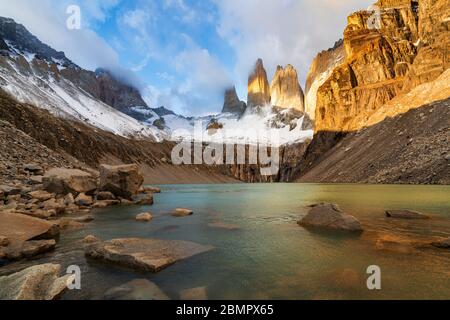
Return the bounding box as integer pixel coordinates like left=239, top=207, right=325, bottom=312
left=247, top=58, right=271, bottom=109
left=222, top=86, right=247, bottom=116
left=0, top=16, right=77, bottom=69
left=270, top=64, right=305, bottom=112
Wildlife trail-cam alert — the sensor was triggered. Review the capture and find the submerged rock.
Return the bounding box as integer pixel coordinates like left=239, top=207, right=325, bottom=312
left=208, top=221, right=239, bottom=230
left=298, top=203, right=363, bottom=232
left=85, top=238, right=214, bottom=273
left=0, top=263, right=73, bottom=300
left=385, top=210, right=431, bottom=220
left=83, top=235, right=100, bottom=244
left=172, top=208, right=193, bottom=217
left=104, top=279, right=169, bottom=300
left=136, top=212, right=153, bottom=222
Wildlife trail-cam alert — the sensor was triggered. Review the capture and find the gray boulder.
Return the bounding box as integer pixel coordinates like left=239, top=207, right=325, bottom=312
left=298, top=203, right=363, bottom=232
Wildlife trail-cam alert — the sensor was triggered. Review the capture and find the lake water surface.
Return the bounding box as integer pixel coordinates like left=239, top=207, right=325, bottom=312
left=5, top=184, right=450, bottom=300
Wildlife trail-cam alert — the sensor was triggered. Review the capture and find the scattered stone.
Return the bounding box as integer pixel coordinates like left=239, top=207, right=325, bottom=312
left=63, top=193, right=75, bottom=206
left=57, top=219, right=84, bottom=230
left=298, top=203, right=363, bottom=232
left=86, top=238, right=214, bottom=273
left=92, top=200, right=119, bottom=208
left=28, top=190, right=54, bottom=202
left=104, top=279, right=169, bottom=300
left=42, top=198, right=65, bottom=215
left=20, top=240, right=56, bottom=258
left=67, top=215, right=94, bottom=223
left=0, top=185, right=22, bottom=196
left=135, top=194, right=154, bottom=205
left=431, top=237, right=450, bottom=249
left=119, top=198, right=134, bottom=206
left=172, top=208, right=194, bottom=217
left=96, top=191, right=116, bottom=201
left=0, top=263, right=73, bottom=300
left=144, top=186, right=161, bottom=194
left=136, top=212, right=153, bottom=222
left=28, top=176, right=43, bottom=185
left=0, top=236, right=9, bottom=247
left=385, top=210, right=431, bottom=220
left=43, top=168, right=97, bottom=195
left=99, top=164, right=144, bottom=199
left=83, top=235, right=100, bottom=244
left=75, top=193, right=93, bottom=207
left=23, top=164, right=44, bottom=175
left=179, top=287, right=208, bottom=300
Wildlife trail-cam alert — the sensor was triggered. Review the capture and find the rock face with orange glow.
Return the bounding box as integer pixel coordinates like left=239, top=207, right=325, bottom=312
left=304, top=40, right=345, bottom=120
left=247, top=59, right=271, bottom=109
left=314, top=0, right=449, bottom=133
left=270, top=64, right=305, bottom=112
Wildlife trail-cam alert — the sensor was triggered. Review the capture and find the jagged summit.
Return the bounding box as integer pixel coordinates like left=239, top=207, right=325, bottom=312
left=270, top=64, right=305, bottom=112
left=0, top=17, right=77, bottom=69
left=222, top=86, right=246, bottom=116
left=247, top=58, right=271, bottom=109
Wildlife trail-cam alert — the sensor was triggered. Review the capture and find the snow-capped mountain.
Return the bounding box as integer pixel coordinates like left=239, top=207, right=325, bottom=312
left=0, top=17, right=161, bottom=140
left=0, top=16, right=313, bottom=147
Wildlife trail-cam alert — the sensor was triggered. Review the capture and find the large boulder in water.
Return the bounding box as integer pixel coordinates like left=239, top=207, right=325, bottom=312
left=298, top=203, right=363, bottom=232
left=0, top=263, right=74, bottom=300
left=99, top=164, right=144, bottom=199
left=43, top=168, right=97, bottom=195
left=85, top=238, right=214, bottom=273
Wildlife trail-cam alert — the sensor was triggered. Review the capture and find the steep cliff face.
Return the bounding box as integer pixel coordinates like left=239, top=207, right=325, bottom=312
left=222, top=86, right=247, bottom=115
left=304, top=40, right=345, bottom=120
left=315, top=1, right=421, bottom=133
left=314, top=0, right=449, bottom=133
left=270, top=64, right=305, bottom=112
left=247, top=59, right=271, bottom=108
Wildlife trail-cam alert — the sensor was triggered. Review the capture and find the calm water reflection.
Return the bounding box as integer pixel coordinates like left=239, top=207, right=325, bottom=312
left=4, top=184, right=450, bottom=300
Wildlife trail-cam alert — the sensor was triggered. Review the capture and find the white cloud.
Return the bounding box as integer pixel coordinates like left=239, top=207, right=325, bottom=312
left=0, top=0, right=121, bottom=72
left=214, top=0, right=374, bottom=90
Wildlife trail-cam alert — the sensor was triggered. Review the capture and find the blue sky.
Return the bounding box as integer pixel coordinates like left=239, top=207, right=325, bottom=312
left=0, top=0, right=373, bottom=115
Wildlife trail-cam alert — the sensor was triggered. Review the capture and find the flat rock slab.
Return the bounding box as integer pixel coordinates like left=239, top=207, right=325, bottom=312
left=299, top=203, right=363, bottom=233
left=386, top=210, right=431, bottom=220
left=104, top=279, right=169, bottom=300
left=0, top=213, right=59, bottom=246
left=0, top=263, right=73, bottom=300
left=86, top=238, right=214, bottom=273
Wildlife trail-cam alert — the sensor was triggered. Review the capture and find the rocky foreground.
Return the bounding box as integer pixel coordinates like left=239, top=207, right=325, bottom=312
left=0, top=164, right=156, bottom=261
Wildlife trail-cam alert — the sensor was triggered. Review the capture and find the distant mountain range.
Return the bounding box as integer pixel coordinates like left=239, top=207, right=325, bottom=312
left=0, top=16, right=313, bottom=146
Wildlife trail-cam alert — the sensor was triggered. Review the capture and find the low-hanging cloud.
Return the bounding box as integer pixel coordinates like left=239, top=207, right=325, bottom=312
left=214, top=0, right=374, bottom=91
